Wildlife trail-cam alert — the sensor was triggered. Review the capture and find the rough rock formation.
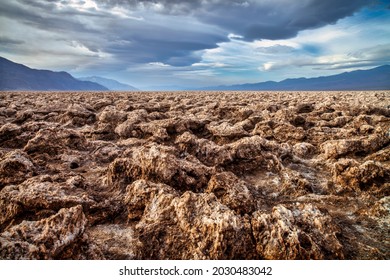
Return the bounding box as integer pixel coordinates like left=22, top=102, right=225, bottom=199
left=251, top=204, right=344, bottom=259
left=0, top=91, right=389, bottom=259
left=125, top=180, right=256, bottom=259
left=0, top=205, right=87, bottom=259
left=0, top=150, right=35, bottom=188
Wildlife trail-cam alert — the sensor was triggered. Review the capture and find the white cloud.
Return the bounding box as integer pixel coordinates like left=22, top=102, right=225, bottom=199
left=111, top=6, right=144, bottom=20
left=261, top=62, right=275, bottom=71
left=148, top=62, right=171, bottom=67
left=56, top=0, right=99, bottom=12
left=191, top=62, right=229, bottom=68
left=228, top=33, right=244, bottom=40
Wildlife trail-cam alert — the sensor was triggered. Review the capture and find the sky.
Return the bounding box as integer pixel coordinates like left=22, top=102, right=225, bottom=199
left=1, top=0, right=390, bottom=90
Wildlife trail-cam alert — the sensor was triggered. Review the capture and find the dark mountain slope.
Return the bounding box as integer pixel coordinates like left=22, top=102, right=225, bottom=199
left=0, top=57, right=107, bottom=91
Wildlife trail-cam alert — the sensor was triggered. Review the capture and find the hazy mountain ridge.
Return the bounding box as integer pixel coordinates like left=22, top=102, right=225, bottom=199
left=202, top=65, right=390, bottom=91
left=0, top=57, right=108, bottom=91
left=2, top=56, right=389, bottom=91
left=78, top=76, right=138, bottom=91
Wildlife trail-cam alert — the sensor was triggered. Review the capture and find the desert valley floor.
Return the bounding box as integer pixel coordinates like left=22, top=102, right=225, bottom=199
left=0, top=91, right=389, bottom=259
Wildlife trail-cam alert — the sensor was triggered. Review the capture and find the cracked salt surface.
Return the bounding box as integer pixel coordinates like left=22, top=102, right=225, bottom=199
left=0, top=90, right=389, bottom=259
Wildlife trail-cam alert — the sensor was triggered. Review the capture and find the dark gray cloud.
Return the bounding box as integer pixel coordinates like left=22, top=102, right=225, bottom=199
left=0, top=0, right=227, bottom=67
left=0, top=0, right=104, bottom=34
left=88, top=0, right=378, bottom=66
left=0, top=0, right=384, bottom=73
left=0, top=36, right=25, bottom=45
left=95, top=0, right=373, bottom=40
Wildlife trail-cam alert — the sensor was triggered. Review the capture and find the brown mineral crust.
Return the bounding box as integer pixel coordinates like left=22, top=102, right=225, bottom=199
left=296, top=103, right=315, bottom=114
left=89, top=123, right=118, bottom=141
left=0, top=205, right=87, bottom=259
left=124, top=179, right=178, bottom=221
left=175, top=131, right=232, bottom=166
left=114, top=109, right=148, bottom=138
left=89, top=141, right=122, bottom=164
left=135, top=119, right=173, bottom=142
left=0, top=175, right=95, bottom=230
left=0, top=123, right=22, bottom=148
left=366, top=196, right=389, bottom=225
left=0, top=150, right=35, bottom=189
left=279, top=167, right=316, bottom=197
left=173, top=191, right=256, bottom=260
left=292, top=142, right=316, bottom=158
left=59, top=104, right=96, bottom=127
left=80, top=224, right=138, bottom=259
left=129, top=180, right=256, bottom=259
left=320, top=132, right=389, bottom=160
left=13, top=109, right=34, bottom=125
left=272, top=123, right=306, bottom=143
left=251, top=204, right=344, bottom=259
left=176, top=133, right=287, bottom=173
left=0, top=90, right=389, bottom=260
left=24, top=127, right=90, bottom=156
left=206, top=172, right=256, bottom=215
left=332, top=159, right=389, bottom=194
left=97, top=106, right=128, bottom=124
left=107, top=144, right=212, bottom=192
left=207, top=121, right=249, bottom=140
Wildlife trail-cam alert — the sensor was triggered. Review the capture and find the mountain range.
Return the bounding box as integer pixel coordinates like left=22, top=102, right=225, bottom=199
left=202, top=65, right=390, bottom=91
left=78, top=76, right=138, bottom=91
left=0, top=56, right=108, bottom=91
left=1, top=56, right=389, bottom=91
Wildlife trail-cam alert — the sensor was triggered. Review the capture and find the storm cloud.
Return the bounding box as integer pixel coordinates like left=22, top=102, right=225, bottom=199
left=94, top=0, right=372, bottom=40
left=0, top=0, right=389, bottom=88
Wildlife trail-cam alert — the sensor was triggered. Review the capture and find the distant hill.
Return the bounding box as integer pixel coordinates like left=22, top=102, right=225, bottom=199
left=0, top=56, right=108, bottom=91
left=78, top=76, right=138, bottom=91
left=202, top=65, right=390, bottom=91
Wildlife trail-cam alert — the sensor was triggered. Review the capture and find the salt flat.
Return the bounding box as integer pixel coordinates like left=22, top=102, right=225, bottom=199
left=0, top=91, right=389, bottom=259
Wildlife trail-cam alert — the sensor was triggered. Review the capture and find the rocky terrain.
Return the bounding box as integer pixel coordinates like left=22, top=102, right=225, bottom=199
left=0, top=91, right=389, bottom=260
